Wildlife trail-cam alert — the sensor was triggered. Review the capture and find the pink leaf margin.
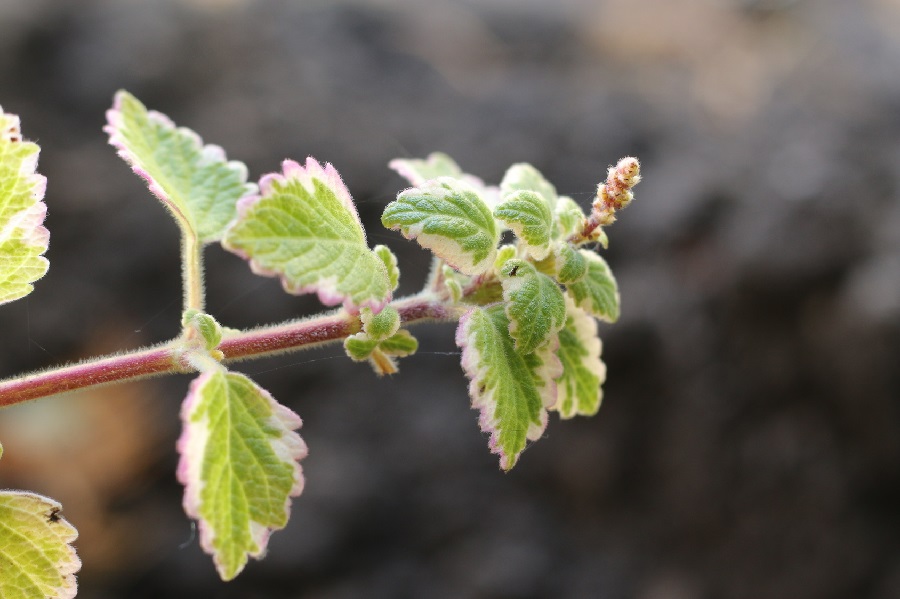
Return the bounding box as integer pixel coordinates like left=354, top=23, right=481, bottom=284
left=227, top=157, right=390, bottom=314
left=0, top=108, right=49, bottom=257
left=175, top=371, right=308, bottom=576
left=104, top=90, right=254, bottom=241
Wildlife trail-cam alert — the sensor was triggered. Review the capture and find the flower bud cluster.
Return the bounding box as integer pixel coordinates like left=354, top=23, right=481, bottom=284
left=573, top=156, right=640, bottom=244
left=591, top=156, right=640, bottom=226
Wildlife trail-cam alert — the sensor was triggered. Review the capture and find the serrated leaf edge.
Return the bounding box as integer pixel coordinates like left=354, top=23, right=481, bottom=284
left=226, top=157, right=390, bottom=313
left=456, top=306, right=562, bottom=470
left=175, top=371, right=307, bottom=579
left=0, top=107, right=50, bottom=305
left=383, top=177, right=499, bottom=275
left=104, top=90, right=255, bottom=243
left=553, top=297, right=606, bottom=418
left=0, top=490, right=80, bottom=599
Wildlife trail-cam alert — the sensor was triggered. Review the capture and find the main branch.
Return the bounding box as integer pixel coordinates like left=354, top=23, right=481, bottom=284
left=0, top=294, right=458, bottom=409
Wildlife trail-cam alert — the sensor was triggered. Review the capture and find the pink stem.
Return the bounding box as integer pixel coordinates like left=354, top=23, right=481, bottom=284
left=0, top=294, right=456, bottom=408
left=0, top=345, right=180, bottom=408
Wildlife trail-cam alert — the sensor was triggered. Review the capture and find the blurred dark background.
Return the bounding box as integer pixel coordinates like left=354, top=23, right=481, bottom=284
left=1, top=0, right=899, bottom=597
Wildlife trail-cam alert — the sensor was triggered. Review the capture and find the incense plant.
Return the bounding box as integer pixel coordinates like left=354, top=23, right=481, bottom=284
left=0, top=91, right=640, bottom=596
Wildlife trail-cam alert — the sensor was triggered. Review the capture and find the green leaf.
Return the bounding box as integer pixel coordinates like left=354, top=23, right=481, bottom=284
left=554, top=299, right=606, bottom=418
left=182, top=309, right=224, bottom=351
left=360, top=305, right=400, bottom=341
left=456, top=305, right=562, bottom=470
left=345, top=308, right=417, bottom=376
left=379, top=329, right=418, bottom=356
left=494, top=190, right=554, bottom=260
left=223, top=158, right=392, bottom=312
left=0, top=107, right=49, bottom=305
left=0, top=443, right=80, bottom=599
left=374, top=245, right=400, bottom=292
left=344, top=334, right=380, bottom=361
left=389, top=152, right=464, bottom=186
left=344, top=329, right=418, bottom=376
left=566, top=250, right=620, bottom=322
left=500, top=163, right=558, bottom=211
left=105, top=90, right=255, bottom=243
left=500, top=259, right=566, bottom=354
left=382, top=177, right=499, bottom=275
left=177, top=371, right=307, bottom=580
left=552, top=242, right=587, bottom=284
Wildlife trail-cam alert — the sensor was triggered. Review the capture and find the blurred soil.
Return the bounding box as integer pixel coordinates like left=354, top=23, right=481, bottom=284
left=1, top=0, right=899, bottom=597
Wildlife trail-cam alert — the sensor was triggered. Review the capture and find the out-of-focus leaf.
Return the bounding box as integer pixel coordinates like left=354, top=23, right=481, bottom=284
left=0, top=106, right=49, bottom=305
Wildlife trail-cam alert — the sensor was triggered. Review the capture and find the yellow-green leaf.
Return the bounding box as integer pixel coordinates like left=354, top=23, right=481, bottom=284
left=223, top=158, right=392, bottom=312
left=0, top=106, right=49, bottom=305
left=105, top=90, right=255, bottom=243
left=0, top=443, right=80, bottom=599
left=177, top=371, right=307, bottom=580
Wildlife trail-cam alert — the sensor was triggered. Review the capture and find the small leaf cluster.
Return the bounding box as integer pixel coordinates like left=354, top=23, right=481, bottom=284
left=383, top=153, right=634, bottom=469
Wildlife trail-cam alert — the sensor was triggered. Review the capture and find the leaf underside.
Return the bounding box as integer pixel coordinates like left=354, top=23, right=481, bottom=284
left=177, top=370, right=307, bottom=580
left=223, top=157, right=392, bottom=312
left=456, top=305, right=561, bottom=470
left=0, top=107, right=49, bottom=305
left=105, top=90, right=255, bottom=243
left=382, top=177, right=498, bottom=275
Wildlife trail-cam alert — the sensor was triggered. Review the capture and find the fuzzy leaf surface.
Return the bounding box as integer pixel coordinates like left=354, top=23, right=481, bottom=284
left=494, top=190, right=554, bottom=259
left=500, top=260, right=566, bottom=354
left=105, top=90, right=255, bottom=243
left=0, top=107, right=49, bottom=305
left=566, top=250, right=620, bottom=322
left=374, top=245, right=400, bottom=292
left=553, top=242, right=587, bottom=284
left=360, top=305, right=400, bottom=341
left=456, top=305, right=561, bottom=470
left=379, top=329, right=418, bottom=356
left=382, top=177, right=498, bottom=275
left=177, top=371, right=307, bottom=580
left=554, top=299, right=606, bottom=418
left=223, top=158, right=391, bottom=312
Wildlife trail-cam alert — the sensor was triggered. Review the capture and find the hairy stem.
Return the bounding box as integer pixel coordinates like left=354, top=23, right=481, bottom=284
left=0, top=293, right=458, bottom=409
left=182, top=234, right=205, bottom=312
left=0, top=344, right=183, bottom=407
